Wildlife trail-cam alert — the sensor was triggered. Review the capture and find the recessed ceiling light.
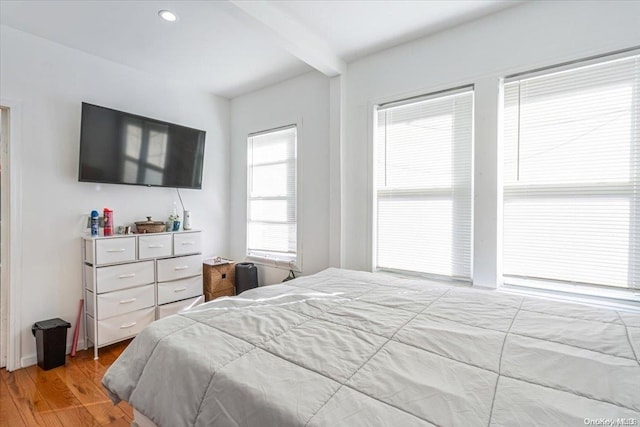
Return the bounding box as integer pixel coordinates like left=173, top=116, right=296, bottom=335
left=158, top=10, right=178, bottom=22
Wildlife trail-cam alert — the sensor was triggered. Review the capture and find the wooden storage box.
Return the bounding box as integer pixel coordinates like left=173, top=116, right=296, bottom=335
left=203, top=261, right=236, bottom=301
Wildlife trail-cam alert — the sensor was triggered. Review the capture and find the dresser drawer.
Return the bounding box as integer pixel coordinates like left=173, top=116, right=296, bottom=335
left=95, top=237, right=136, bottom=265
left=157, top=275, right=203, bottom=305
left=94, top=261, right=154, bottom=293
left=173, top=232, right=201, bottom=255
left=86, top=307, right=154, bottom=347
left=93, top=284, right=155, bottom=320
left=157, top=254, right=202, bottom=282
left=157, top=295, right=204, bottom=319
left=138, top=234, right=172, bottom=259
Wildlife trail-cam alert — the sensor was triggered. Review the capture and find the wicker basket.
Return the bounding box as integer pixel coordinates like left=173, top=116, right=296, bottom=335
left=203, top=261, right=236, bottom=301
left=135, top=216, right=166, bottom=233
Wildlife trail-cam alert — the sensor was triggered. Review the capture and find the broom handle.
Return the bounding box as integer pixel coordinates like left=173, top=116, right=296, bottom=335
left=71, top=299, right=83, bottom=356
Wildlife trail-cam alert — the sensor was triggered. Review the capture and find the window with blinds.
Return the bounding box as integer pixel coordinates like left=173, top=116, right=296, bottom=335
left=375, top=87, right=473, bottom=280
left=503, top=52, right=639, bottom=297
left=247, top=125, right=298, bottom=268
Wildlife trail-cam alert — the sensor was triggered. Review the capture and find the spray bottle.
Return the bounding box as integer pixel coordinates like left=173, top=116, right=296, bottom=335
left=90, top=210, right=99, bottom=237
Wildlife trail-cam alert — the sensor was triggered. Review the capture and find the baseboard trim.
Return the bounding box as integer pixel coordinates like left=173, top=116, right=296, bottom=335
left=20, top=339, right=86, bottom=368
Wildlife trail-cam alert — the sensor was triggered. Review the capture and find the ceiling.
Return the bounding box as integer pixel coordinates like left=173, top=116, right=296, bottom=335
left=0, top=0, right=521, bottom=98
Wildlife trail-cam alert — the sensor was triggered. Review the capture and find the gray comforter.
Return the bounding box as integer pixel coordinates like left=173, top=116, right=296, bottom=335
left=102, top=268, right=640, bottom=426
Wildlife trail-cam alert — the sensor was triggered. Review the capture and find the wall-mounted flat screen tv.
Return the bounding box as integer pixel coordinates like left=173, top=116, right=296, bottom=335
left=78, top=102, right=206, bottom=189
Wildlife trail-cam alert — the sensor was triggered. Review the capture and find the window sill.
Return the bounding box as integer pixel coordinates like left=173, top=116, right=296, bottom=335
left=245, top=255, right=301, bottom=273
left=378, top=270, right=640, bottom=313
left=500, top=282, right=640, bottom=313
left=375, top=267, right=471, bottom=286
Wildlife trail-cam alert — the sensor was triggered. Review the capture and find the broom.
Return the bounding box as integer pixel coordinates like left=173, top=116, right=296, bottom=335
left=71, top=299, right=83, bottom=356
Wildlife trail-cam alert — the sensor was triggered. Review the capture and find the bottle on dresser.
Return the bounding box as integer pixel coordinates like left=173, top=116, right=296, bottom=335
left=103, top=208, right=114, bottom=236
left=90, top=210, right=99, bottom=237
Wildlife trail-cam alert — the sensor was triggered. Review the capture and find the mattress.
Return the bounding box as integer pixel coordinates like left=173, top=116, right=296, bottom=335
left=102, top=268, right=640, bottom=426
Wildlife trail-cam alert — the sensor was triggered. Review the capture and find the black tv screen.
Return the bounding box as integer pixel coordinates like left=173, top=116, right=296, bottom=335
left=78, top=103, right=205, bottom=189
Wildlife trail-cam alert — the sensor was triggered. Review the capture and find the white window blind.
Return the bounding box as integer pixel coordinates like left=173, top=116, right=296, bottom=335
left=375, top=87, right=473, bottom=280
left=247, top=125, right=298, bottom=268
left=503, top=52, right=639, bottom=296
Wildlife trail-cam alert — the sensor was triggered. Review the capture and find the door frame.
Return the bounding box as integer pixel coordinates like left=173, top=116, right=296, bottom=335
left=0, top=99, right=23, bottom=371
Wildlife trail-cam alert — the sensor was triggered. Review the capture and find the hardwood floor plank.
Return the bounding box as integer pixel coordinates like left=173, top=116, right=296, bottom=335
left=0, top=341, right=134, bottom=427
left=25, top=365, right=81, bottom=410
left=98, top=415, right=131, bottom=426
left=117, top=401, right=134, bottom=422
left=74, top=357, right=134, bottom=422
left=54, top=359, right=130, bottom=425
left=25, top=365, right=101, bottom=426
left=0, top=373, right=28, bottom=427
left=50, top=407, right=101, bottom=427
left=74, top=346, right=133, bottom=422
left=97, top=341, right=129, bottom=368
left=73, top=344, right=134, bottom=422
left=76, top=353, right=110, bottom=384
left=3, top=368, right=63, bottom=426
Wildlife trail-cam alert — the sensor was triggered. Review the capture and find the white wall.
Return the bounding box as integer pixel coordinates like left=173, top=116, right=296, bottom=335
left=230, top=71, right=330, bottom=285
left=342, top=1, right=640, bottom=282
left=0, top=25, right=230, bottom=366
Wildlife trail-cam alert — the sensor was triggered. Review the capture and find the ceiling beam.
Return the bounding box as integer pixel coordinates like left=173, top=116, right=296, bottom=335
left=228, top=0, right=345, bottom=77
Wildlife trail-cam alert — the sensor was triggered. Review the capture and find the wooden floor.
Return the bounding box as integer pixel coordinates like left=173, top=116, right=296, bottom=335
left=0, top=341, right=133, bottom=427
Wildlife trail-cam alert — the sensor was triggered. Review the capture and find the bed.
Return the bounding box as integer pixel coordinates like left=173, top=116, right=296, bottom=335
left=102, top=268, right=640, bottom=426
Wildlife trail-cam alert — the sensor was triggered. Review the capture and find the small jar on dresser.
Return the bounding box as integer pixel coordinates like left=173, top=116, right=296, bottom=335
left=81, top=230, right=203, bottom=359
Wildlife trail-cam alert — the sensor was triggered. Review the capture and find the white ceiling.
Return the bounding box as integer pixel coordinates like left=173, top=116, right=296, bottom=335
left=273, top=0, right=519, bottom=61
left=0, top=0, right=521, bottom=98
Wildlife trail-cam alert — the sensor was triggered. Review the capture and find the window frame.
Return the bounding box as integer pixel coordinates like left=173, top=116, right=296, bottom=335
left=371, top=85, right=475, bottom=282
left=245, top=123, right=302, bottom=272
left=501, top=50, right=640, bottom=302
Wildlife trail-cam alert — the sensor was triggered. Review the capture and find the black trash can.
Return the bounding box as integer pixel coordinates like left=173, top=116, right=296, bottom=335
left=32, top=318, right=71, bottom=370
left=235, top=262, right=258, bottom=294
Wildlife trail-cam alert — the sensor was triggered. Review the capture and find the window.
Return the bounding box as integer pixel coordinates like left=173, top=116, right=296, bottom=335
left=503, top=52, right=639, bottom=298
left=374, top=87, right=474, bottom=280
left=247, top=125, right=298, bottom=269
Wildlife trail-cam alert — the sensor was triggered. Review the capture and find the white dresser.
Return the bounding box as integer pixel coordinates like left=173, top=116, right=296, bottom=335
left=82, top=231, right=203, bottom=359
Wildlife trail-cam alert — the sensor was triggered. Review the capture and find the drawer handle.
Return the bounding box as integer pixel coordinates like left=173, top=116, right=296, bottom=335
left=174, top=287, right=187, bottom=292
left=118, top=273, right=136, bottom=279
left=174, top=266, right=189, bottom=270
left=148, top=245, right=164, bottom=248
left=107, top=248, right=126, bottom=253
left=119, top=298, right=137, bottom=304
left=120, top=322, right=137, bottom=329
left=181, top=242, right=195, bottom=245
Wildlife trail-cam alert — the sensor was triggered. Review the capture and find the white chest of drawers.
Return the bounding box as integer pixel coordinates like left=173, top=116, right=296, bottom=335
left=82, top=231, right=203, bottom=359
